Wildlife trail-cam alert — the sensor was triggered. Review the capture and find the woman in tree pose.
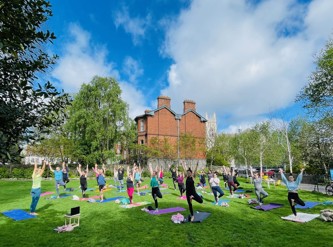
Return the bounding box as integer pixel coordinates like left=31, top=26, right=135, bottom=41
left=209, top=172, right=225, bottom=204
left=149, top=163, right=163, bottom=212
left=126, top=165, right=135, bottom=204
left=134, top=163, right=143, bottom=195
left=93, top=165, right=106, bottom=202
left=250, top=166, right=268, bottom=205
left=279, top=168, right=305, bottom=217
left=169, top=164, right=178, bottom=190
left=77, top=164, right=89, bottom=197
left=158, top=166, right=164, bottom=185
left=223, top=166, right=238, bottom=196
left=176, top=170, right=186, bottom=197
left=30, top=161, right=46, bottom=215
left=182, top=161, right=203, bottom=222
left=62, top=162, right=70, bottom=188
left=49, top=162, right=66, bottom=198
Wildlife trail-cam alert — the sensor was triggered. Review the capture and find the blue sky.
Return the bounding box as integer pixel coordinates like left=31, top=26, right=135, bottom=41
left=46, top=0, right=333, bottom=132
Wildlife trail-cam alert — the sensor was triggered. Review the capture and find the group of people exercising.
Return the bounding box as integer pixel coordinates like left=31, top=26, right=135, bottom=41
left=30, top=161, right=305, bottom=221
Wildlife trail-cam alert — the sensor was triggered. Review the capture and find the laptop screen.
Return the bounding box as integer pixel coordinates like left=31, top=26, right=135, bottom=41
left=70, top=206, right=80, bottom=215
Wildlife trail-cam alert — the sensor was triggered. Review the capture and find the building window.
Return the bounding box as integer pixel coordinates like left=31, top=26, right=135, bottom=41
left=140, top=140, right=144, bottom=145
left=140, top=119, right=144, bottom=132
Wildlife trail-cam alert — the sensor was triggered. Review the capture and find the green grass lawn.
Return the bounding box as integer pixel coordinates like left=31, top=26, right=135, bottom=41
left=0, top=178, right=332, bottom=247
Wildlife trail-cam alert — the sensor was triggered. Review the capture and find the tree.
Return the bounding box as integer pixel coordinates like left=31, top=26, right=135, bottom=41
left=298, top=37, right=333, bottom=116
left=65, top=76, right=133, bottom=164
left=0, top=0, right=70, bottom=162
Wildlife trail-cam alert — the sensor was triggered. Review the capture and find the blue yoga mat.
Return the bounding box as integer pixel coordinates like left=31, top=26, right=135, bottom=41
left=235, top=189, right=245, bottom=193
left=295, top=201, right=320, bottom=209
left=50, top=194, right=72, bottom=199
left=2, top=209, right=36, bottom=221
left=211, top=199, right=230, bottom=206
left=96, top=196, right=125, bottom=203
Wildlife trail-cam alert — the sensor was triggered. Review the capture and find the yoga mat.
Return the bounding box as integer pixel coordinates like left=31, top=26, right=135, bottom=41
left=281, top=213, right=320, bottom=223
left=254, top=203, right=283, bottom=211
left=85, top=188, right=95, bottom=191
left=295, top=201, right=320, bottom=209
left=178, top=195, right=187, bottom=200
left=322, top=201, right=333, bottom=206
left=49, top=194, right=72, bottom=199
left=116, top=189, right=126, bottom=193
left=2, top=209, right=36, bottom=221
left=96, top=196, right=125, bottom=203
left=235, top=189, right=245, bottom=193
left=40, top=191, right=54, bottom=197
left=147, top=207, right=186, bottom=215
left=183, top=212, right=211, bottom=223
left=120, top=201, right=151, bottom=208
left=95, top=188, right=112, bottom=192
left=212, top=199, right=230, bottom=206
left=79, top=195, right=100, bottom=201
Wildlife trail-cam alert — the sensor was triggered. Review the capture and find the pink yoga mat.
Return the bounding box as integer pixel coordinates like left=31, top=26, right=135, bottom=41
left=147, top=207, right=186, bottom=215
left=40, top=192, right=54, bottom=197
left=80, top=196, right=100, bottom=201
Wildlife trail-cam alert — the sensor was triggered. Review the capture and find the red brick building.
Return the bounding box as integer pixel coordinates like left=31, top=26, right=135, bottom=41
left=134, top=96, right=207, bottom=165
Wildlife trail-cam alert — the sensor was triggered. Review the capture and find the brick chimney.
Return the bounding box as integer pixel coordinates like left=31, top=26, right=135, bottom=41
left=157, top=96, right=171, bottom=108
left=183, top=99, right=196, bottom=112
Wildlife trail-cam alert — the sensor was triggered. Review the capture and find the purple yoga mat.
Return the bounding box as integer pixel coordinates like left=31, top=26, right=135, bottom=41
left=254, top=203, right=283, bottom=211
left=147, top=207, right=186, bottom=215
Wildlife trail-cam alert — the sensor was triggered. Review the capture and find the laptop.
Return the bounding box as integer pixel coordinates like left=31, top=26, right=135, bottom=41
left=66, top=206, right=80, bottom=216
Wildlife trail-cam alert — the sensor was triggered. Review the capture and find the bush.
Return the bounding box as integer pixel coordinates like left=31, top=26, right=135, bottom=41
left=0, top=167, right=10, bottom=178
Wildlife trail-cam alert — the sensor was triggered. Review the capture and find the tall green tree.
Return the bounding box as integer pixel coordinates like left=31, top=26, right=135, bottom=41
left=298, top=37, right=333, bottom=116
left=0, top=0, right=70, bottom=162
left=65, top=76, right=134, bottom=164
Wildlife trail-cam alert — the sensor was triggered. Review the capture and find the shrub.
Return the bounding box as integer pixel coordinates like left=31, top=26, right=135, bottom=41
left=0, top=167, right=10, bottom=178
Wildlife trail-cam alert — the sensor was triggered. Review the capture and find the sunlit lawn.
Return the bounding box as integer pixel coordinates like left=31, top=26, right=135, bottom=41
left=0, top=178, right=332, bottom=247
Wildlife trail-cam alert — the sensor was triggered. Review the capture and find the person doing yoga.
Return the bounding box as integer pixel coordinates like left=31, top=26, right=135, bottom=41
left=279, top=168, right=305, bottom=216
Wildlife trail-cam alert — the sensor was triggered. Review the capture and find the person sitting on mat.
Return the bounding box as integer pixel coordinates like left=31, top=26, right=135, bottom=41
left=30, top=160, right=46, bottom=215
left=127, top=166, right=135, bottom=204
left=49, top=162, right=66, bottom=198
left=77, top=164, right=88, bottom=197
left=279, top=168, right=305, bottom=217
left=149, top=163, right=162, bottom=212
left=209, top=172, right=224, bottom=204
left=223, top=166, right=238, bottom=196
left=94, top=166, right=106, bottom=202
left=182, top=161, right=203, bottom=222
left=250, top=166, right=268, bottom=206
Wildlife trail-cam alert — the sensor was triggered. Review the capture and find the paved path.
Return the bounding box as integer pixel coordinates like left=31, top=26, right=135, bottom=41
left=299, top=183, right=327, bottom=194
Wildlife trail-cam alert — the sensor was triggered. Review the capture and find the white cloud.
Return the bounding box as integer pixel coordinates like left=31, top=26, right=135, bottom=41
left=122, top=56, right=144, bottom=84
left=51, top=23, right=148, bottom=119
left=52, top=23, right=118, bottom=93
left=162, top=0, right=333, bottom=131
left=113, top=7, right=151, bottom=45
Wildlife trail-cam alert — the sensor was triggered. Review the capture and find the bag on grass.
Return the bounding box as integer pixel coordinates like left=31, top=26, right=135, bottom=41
left=171, top=213, right=184, bottom=224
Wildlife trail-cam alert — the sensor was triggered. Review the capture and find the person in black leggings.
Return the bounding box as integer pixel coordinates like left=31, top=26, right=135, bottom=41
left=279, top=168, right=305, bottom=217
left=149, top=163, right=162, bottom=212
left=169, top=164, right=178, bottom=190
left=182, top=162, right=203, bottom=222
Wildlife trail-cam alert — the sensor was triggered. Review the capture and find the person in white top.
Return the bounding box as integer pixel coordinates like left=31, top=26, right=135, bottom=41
left=209, top=172, right=225, bottom=204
